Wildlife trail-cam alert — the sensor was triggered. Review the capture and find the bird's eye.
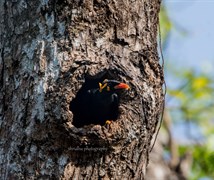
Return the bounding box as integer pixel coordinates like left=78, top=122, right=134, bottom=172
left=103, top=79, right=108, bottom=83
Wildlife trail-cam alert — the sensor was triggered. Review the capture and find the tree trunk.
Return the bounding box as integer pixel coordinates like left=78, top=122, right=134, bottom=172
left=0, top=0, right=163, bottom=179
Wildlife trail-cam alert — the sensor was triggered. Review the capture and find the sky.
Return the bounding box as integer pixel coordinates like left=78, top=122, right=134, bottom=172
left=163, top=0, right=214, bottom=143
left=164, top=0, right=214, bottom=73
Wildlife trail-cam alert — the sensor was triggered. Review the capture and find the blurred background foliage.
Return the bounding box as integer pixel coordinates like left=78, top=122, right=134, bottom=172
left=160, top=2, right=214, bottom=180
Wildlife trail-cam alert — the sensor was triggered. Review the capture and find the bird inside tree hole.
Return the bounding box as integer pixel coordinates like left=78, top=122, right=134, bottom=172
left=70, top=76, right=130, bottom=128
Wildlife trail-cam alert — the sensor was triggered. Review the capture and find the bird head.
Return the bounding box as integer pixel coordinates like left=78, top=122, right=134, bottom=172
left=99, top=79, right=130, bottom=92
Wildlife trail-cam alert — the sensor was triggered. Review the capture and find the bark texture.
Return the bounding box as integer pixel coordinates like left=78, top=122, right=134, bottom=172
left=0, top=0, right=163, bottom=179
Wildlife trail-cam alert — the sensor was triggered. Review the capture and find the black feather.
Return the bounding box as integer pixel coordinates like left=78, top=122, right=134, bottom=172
left=70, top=79, right=129, bottom=128
left=70, top=87, right=119, bottom=127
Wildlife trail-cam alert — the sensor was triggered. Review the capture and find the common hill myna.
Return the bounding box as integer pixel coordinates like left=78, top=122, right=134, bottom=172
left=70, top=79, right=130, bottom=127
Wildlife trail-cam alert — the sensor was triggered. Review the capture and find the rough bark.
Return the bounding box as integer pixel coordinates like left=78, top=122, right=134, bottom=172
left=0, top=0, right=163, bottom=179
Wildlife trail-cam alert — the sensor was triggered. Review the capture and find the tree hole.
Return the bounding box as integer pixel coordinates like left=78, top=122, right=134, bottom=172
left=70, top=74, right=122, bottom=128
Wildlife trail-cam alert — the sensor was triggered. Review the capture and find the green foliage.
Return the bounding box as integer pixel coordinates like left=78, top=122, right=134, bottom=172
left=168, top=71, right=214, bottom=122
left=168, top=70, right=214, bottom=180
left=191, top=146, right=214, bottom=179
left=160, top=3, right=214, bottom=180
left=178, top=145, right=214, bottom=180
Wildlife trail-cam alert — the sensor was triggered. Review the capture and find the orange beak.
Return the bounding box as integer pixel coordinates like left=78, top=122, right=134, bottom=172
left=114, top=83, right=130, bottom=90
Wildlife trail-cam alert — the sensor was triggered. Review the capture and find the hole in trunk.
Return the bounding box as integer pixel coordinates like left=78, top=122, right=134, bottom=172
left=70, top=74, right=122, bottom=128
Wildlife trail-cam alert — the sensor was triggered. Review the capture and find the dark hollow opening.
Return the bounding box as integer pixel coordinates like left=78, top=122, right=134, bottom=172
left=70, top=74, right=121, bottom=128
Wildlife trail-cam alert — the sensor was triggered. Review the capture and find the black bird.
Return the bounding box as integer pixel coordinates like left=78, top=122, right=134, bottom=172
left=70, top=79, right=130, bottom=128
